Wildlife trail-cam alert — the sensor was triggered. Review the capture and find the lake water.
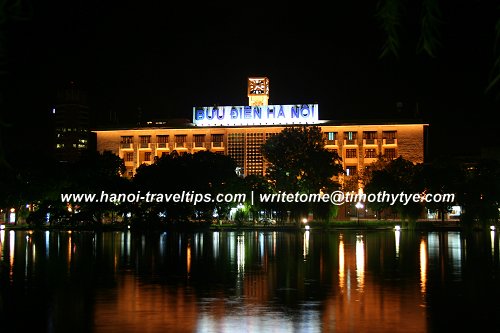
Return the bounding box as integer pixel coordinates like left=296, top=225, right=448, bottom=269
left=0, top=228, right=499, bottom=333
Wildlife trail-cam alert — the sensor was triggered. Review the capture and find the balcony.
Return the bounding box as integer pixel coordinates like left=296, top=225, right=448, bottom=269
left=175, top=142, right=187, bottom=149
left=325, top=139, right=338, bottom=146
left=383, top=138, right=397, bottom=145
left=211, top=142, right=224, bottom=149
left=120, top=143, right=133, bottom=149
left=194, top=142, right=206, bottom=148
left=138, top=142, right=154, bottom=149
left=156, top=142, right=169, bottom=149
left=363, top=139, right=378, bottom=146
left=344, top=139, right=357, bottom=146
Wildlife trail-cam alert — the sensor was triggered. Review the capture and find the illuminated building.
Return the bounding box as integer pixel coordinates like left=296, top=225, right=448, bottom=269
left=52, top=81, right=95, bottom=162
left=94, top=77, right=427, bottom=178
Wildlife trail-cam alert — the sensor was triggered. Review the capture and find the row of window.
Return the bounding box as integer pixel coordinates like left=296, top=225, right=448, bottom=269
left=56, top=143, right=87, bottom=149
left=125, top=149, right=227, bottom=163
left=124, top=148, right=396, bottom=164
left=122, top=131, right=397, bottom=145
left=121, top=134, right=224, bottom=144
left=325, top=130, right=397, bottom=141
left=343, top=148, right=397, bottom=159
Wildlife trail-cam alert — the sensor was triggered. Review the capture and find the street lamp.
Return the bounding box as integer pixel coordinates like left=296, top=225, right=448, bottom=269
left=355, top=202, right=364, bottom=225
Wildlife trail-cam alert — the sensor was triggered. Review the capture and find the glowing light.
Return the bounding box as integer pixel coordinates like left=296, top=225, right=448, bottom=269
left=9, top=209, right=15, bottom=223
left=187, top=240, right=191, bottom=276
left=0, top=225, right=5, bottom=230
left=339, top=236, right=345, bottom=292
left=395, top=229, right=400, bottom=258
left=395, top=225, right=401, bottom=231
left=303, top=230, right=310, bottom=259
left=237, top=234, right=245, bottom=274
left=193, top=104, right=321, bottom=127
left=491, top=225, right=496, bottom=231
left=302, top=218, right=308, bottom=224
left=491, top=230, right=495, bottom=256
left=305, top=225, right=310, bottom=230
left=420, top=238, right=427, bottom=294
left=356, top=235, right=365, bottom=292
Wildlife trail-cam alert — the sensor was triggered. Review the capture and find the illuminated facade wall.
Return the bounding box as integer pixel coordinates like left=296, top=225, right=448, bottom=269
left=94, top=123, right=426, bottom=178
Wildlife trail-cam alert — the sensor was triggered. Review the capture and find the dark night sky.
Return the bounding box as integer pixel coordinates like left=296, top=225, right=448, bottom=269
left=1, top=0, right=500, bottom=161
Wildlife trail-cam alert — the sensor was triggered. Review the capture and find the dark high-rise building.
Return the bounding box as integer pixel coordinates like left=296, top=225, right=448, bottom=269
left=52, top=81, right=95, bottom=162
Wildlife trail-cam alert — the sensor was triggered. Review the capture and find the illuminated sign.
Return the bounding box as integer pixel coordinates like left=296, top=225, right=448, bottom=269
left=193, top=104, right=320, bottom=126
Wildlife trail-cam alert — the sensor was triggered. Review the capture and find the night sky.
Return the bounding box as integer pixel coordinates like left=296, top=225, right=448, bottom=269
left=1, top=0, right=499, bottom=161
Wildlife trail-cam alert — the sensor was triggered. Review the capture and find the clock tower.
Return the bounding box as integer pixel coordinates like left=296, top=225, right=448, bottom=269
left=247, top=77, right=269, bottom=106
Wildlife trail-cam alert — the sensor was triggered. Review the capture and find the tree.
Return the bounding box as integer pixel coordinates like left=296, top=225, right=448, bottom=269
left=261, top=126, right=344, bottom=222
left=133, top=150, right=240, bottom=226
left=364, top=156, right=424, bottom=226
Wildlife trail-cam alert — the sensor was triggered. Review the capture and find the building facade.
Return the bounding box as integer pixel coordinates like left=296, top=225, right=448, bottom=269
left=52, top=81, right=94, bottom=162
left=94, top=78, right=427, bottom=178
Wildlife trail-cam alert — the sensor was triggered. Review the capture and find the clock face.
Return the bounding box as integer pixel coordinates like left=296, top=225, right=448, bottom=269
left=249, top=78, right=267, bottom=95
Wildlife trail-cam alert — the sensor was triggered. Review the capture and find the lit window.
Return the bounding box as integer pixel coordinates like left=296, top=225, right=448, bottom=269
left=346, top=149, right=357, bottom=158
left=346, top=166, right=357, bottom=176
left=365, top=148, right=377, bottom=158
left=384, top=148, right=397, bottom=159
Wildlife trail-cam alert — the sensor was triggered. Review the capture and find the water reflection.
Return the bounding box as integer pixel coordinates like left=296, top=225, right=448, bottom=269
left=1, top=229, right=498, bottom=333
left=420, top=237, right=427, bottom=294
left=338, top=235, right=345, bottom=292
left=303, top=230, right=310, bottom=259
left=355, top=234, right=365, bottom=292
left=395, top=229, right=400, bottom=258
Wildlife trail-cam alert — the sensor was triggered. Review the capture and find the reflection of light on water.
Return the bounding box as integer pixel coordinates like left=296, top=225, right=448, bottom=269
left=68, top=233, right=72, bottom=265
left=0, top=229, right=4, bottom=260
left=237, top=234, right=245, bottom=274
left=126, top=231, right=131, bottom=259
left=9, top=230, right=15, bottom=279
left=448, top=232, right=462, bottom=279
left=25, top=233, right=29, bottom=278
left=194, top=233, right=203, bottom=257
left=491, top=230, right=495, bottom=257
left=159, top=232, right=166, bottom=258
left=395, top=230, right=400, bottom=258
left=339, top=235, right=345, bottom=292
left=259, top=233, right=264, bottom=259
left=303, top=230, right=310, bottom=259
left=213, top=232, right=219, bottom=259
left=420, top=238, right=427, bottom=294
left=355, top=235, right=365, bottom=292
left=187, top=239, right=191, bottom=276
left=427, top=232, right=439, bottom=266
left=273, top=232, right=276, bottom=256
left=45, top=230, right=50, bottom=258
left=229, top=232, right=235, bottom=264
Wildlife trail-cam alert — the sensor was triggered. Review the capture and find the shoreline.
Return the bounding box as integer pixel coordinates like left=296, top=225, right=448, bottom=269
left=0, top=220, right=487, bottom=232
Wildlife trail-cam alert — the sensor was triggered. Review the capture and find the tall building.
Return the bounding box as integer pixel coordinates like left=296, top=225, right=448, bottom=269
left=94, top=77, right=427, bottom=179
left=52, top=81, right=94, bottom=162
